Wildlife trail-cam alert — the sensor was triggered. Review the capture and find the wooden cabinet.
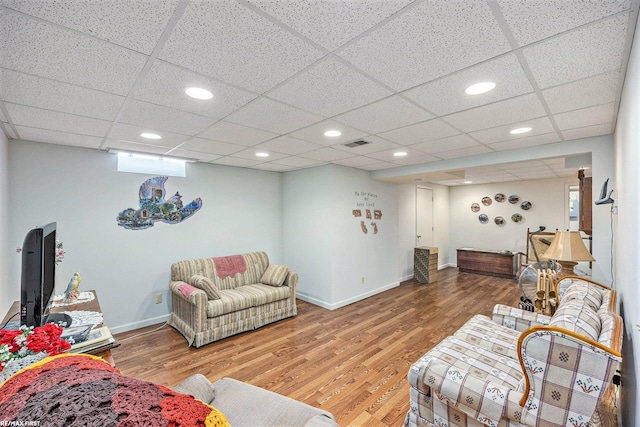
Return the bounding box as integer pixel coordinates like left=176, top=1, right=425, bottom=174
left=579, top=169, right=592, bottom=235
left=414, top=247, right=438, bottom=283
left=456, top=248, right=516, bottom=278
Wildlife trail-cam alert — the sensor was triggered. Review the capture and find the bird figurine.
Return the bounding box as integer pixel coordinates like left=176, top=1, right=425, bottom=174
left=63, top=272, right=82, bottom=303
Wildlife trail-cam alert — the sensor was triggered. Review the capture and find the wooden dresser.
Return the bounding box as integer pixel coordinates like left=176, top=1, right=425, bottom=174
left=456, top=248, right=516, bottom=279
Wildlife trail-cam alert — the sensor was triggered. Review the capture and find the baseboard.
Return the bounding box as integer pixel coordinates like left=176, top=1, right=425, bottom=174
left=110, top=314, right=169, bottom=335
left=296, top=280, right=400, bottom=311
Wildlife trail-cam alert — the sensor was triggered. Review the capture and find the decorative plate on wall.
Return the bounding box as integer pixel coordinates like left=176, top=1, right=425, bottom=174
left=495, top=193, right=505, bottom=202
left=471, top=203, right=480, bottom=212
left=479, top=214, right=489, bottom=224
left=482, top=196, right=492, bottom=206
left=511, top=213, right=523, bottom=222
left=521, top=201, right=532, bottom=210
left=508, top=195, right=520, bottom=204
left=494, top=216, right=506, bottom=226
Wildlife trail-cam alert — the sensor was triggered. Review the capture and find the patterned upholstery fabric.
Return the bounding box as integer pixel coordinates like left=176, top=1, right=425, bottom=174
left=168, top=252, right=298, bottom=347
left=190, top=274, right=222, bottom=299
left=405, top=281, right=622, bottom=427
left=261, top=264, right=289, bottom=286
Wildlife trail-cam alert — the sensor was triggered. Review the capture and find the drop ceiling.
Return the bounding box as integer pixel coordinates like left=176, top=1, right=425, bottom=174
left=0, top=0, right=637, bottom=185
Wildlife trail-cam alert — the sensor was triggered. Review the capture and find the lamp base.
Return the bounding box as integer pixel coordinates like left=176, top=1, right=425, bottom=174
left=556, top=260, right=578, bottom=279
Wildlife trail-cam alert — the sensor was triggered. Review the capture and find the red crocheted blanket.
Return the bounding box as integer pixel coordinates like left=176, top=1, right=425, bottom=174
left=0, top=354, right=228, bottom=426
left=212, top=255, right=246, bottom=279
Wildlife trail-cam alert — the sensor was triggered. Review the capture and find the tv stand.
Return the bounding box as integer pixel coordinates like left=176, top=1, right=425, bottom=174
left=43, top=312, right=73, bottom=327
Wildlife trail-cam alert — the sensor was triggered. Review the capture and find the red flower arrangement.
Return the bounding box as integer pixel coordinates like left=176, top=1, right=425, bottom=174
left=0, top=323, right=71, bottom=373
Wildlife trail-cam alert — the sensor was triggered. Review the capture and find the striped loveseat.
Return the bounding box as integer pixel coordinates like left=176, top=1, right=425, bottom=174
left=405, top=276, right=622, bottom=427
left=168, top=252, right=298, bottom=347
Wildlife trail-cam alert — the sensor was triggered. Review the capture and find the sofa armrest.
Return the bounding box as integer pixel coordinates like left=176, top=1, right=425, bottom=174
left=174, top=373, right=216, bottom=404
left=517, top=325, right=622, bottom=425
left=492, top=304, right=551, bottom=331
left=168, top=281, right=208, bottom=343
left=283, top=271, right=298, bottom=290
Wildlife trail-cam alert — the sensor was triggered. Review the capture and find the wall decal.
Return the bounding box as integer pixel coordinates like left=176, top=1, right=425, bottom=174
left=117, top=176, right=202, bottom=230
left=353, top=191, right=382, bottom=235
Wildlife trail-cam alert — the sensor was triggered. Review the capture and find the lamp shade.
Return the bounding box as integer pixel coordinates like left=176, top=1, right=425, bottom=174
left=542, top=231, right=595, bottom=262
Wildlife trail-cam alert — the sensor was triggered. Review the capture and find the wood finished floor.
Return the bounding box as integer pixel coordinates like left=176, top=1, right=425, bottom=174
left=111, top=268, right=617, bottom=426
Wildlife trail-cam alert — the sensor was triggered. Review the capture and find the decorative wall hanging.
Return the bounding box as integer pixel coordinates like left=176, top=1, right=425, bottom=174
left=117, top=176, right=202, bottom=230
left=479, top=214, right=489, bottom=224
left=521, top=201, right=532, bottom=210
left=471, top=203, right=480, bottom=212
left=494, top=216, right=506, bottom=226
left=511, top=213, right=523, bottom=223
left=508, top=195, right=520, bottom=204
left=353, top=191, right=382, bottom=235
left=495, top=193, right=505, bottom=202
left=482, top=196, right=492, bottom=206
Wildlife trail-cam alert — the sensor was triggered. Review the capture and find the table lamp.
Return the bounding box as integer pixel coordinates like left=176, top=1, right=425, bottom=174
left=542, top=231, right=595, bottom=278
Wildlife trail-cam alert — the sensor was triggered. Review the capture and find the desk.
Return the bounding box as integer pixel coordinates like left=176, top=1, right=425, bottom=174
left=2, top=290, right=119, bottom=366
left=457, top=248, right=516, bottom=279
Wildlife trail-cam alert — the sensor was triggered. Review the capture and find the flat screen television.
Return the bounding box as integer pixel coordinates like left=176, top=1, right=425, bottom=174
left=20, top=222, right=58, bottom=327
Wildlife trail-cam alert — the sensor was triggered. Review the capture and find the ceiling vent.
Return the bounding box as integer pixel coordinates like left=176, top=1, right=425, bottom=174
left=344, top=140, right=370, bottom=148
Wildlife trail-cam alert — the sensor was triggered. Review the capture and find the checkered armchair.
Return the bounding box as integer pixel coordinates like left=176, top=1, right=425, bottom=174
left=405, top=277, right=622, bottom=427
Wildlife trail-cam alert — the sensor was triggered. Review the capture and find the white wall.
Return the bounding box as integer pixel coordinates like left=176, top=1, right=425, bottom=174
left=283, top=164, right=399, bottom=309
left=7, top=140, right=284, bottom=333
left=0, top=130, right=9, bottom=317
left=614, top=11, right=640, bottom=426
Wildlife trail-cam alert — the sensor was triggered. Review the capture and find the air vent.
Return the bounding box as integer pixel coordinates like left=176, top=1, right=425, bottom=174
left=344, top=140, right=370, bottom=148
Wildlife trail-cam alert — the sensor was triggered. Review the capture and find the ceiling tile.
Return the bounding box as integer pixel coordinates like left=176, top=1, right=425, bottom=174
left=0, top=0, right=180, bottom=54
left=267, top=57, right=392, bottom=116
left=178, top=138, right=246, bottom=156
left=166, top=148, right=222, bottom=163
left=2, top=123, right=17, bottom=139
left=334, top=95, right=433, bottom=134
left=365, top=146, right=430, bottom=162
left=101, top=139, right=170, bottom=155
left=435, top=145, right=493, bottom=160
left=0, top=69, right=125, bottom=121
left=542, top=71, right=620, bottom=114
left=404, top=54, right=534, bottom=116
left=252, top=162, right=299, bottom=172
left=211, top=157, right=263, bottom=168
left=252, top=136, right=324, bottom=155
left=358, top=162, right=398, bottom=171
left=332, top=135, right=401, bottom=155
left=332, top=156, right=381, bottom=168
left=411, top=134, right=481, bottom=154
left=159, top=1, right=324, bottom=92
left=272, top=156, right=325, bottom=168
left=469, top=116, right=557, bottom=144
left=486, top=132, right=562, bottom=151
left=108, top=123, right=189, bottom=148
left=225, top=98, right=322, bottom=134
left=230, top=148, right=289, bottom=162
left=286, top=119, right=367, bottom=146
left=300, top=147, right=356, bottom=162
left=118, top=99, right=215, bottom=135
left=523, top=14, right=629, bottom=89
left=15, top=126, right=103, bottom=148
left=198, top=121, right=277, bottom=146
left=337, top=0, right=511, bottom=91
left=6, top=103, right=111, bottom=137
left=248, top=0, right=414, bottom=51
left=554, top=103, right=615, bottom=130
left=0, top=108, right=5, bottom=122
left=562, top=123, right=613, bottom=140
left=392, top=153, right=440, bottom=166
left=496, top=0, right=631, bottom=47
left=1, top=11, right=147, bottom=95
left=442, top=93, right=547, bottom=132
left=378, top=118, right=460, bottom=145
left=132, top=60, right=258, bottom=119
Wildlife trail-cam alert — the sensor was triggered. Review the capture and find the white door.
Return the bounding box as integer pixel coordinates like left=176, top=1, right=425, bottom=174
left=416, top=187, right=433, bottom=247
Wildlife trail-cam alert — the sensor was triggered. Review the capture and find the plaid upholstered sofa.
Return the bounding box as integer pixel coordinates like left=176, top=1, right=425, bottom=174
left=168, top=252, right=298, bottom=347
left=405, top=276, right=622, bottom=427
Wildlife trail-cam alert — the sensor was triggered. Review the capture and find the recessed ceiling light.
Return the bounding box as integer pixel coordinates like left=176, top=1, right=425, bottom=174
left=255, top=152, right=269, bottom=158
left=140, top=133, right=162, bottom=140
left=393, top=151, right=408, bottom=157
left=324, top=130, right=342, bottom=137
left=185, top=87, right=213, bottom=100
left=464, top=181, right=473, bottom=184
left=465, top=81, right=496, bottom=95
left=510, top=127, right=532, bottom=134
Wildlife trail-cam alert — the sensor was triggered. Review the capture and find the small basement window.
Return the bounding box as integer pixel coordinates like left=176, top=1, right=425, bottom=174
left=115, top=152, right=187, bottom=177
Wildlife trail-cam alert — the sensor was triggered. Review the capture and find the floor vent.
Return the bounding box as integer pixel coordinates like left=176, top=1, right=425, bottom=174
left=344, top=140, right=370, bottom=148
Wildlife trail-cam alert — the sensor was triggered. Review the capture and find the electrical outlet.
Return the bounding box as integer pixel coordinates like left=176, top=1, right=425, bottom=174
left=155, top=293, right=162, bottom=304
left=361, top=276, right=365, bottom=284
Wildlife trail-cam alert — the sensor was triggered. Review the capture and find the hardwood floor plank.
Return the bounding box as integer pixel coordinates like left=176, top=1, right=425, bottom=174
left=111, top=268, right=617, bottom=426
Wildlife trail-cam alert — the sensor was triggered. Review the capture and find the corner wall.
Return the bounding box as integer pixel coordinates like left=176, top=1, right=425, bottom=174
left=0, top=130, right=9, bottom=317
left=7, top=140, right=284, bottom=333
